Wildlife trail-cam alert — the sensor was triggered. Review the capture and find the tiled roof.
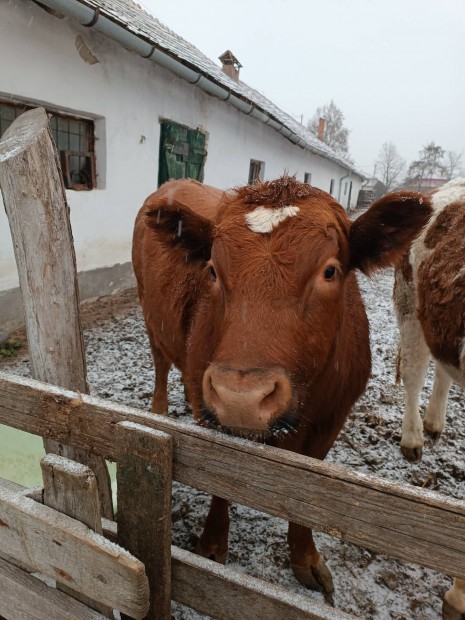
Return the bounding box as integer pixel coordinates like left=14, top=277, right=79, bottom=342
left=78, top=0, right=362, bottom=175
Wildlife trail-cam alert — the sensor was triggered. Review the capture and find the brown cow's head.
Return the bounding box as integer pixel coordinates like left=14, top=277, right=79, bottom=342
left=147, top=177, right=431, bottom=440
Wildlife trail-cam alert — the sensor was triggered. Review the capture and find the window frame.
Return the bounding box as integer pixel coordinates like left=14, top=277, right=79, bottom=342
left=304, top=172, right=312, bottom=185
left=248, top=159, right=265, bottom=185
left=0, top=99, right=96, bottom=191
left=61, top=150, right=97, bottom=191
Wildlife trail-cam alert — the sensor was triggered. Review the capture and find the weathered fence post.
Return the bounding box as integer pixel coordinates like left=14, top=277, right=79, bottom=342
left=0, top=107, right=113, bottom=518
left=41, top=455, right=113, bottom=616
left=116, top=422, right=173, bottom=620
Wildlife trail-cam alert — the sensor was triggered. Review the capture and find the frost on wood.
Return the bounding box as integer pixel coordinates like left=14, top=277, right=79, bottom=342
left=41, top=454, right=94, bottom=477
left=0, top=480, right=149, bottom=617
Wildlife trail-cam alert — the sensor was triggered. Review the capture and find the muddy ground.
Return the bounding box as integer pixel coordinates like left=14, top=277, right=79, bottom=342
left=1, top=269, right=464, bottom=619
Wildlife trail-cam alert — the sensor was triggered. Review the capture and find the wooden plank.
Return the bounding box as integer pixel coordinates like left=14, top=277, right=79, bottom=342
left=41, top=455, right=113, bottom=616
left=1, top=372, right=465, bottom=579
left=0, top=480, right=40, bottom=574
left=116, top=422, right=172, bottom=620
left=0, top=514, right=353, bottom=620
left=0, top=479, right=149, bottom=618
left=42, top=455, right=102, bottom=533
left=0, top=107, right=112, bottom=518
left=0, top=557, right=106, bottom=620
left=171, top=546, right=355, bottom=620
left=0, top=477, right=115, bottom=542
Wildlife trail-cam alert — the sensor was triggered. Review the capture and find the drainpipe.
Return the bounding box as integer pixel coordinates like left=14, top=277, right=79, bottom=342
left=338, top=171, right=351, bottom=209
left=36, top=0, right=356, bottom=173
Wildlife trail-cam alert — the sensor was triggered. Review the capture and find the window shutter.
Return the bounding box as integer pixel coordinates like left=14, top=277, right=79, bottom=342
left=158, top=120, right=206, bottom=187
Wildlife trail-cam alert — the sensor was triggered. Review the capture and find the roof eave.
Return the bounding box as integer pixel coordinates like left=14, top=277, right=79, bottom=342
left=36, top=0, right=364, bottom=179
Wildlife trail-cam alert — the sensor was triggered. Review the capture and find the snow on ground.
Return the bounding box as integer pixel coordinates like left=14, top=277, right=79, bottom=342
left=1, top=269, right=464, bottom=619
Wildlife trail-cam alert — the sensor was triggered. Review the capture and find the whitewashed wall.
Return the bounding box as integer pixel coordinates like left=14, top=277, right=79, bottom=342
left=0, top=1, right=362, bottom=308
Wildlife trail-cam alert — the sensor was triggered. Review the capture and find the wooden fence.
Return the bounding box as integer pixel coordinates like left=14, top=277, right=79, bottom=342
left=1, top=370, right=465, bottom=618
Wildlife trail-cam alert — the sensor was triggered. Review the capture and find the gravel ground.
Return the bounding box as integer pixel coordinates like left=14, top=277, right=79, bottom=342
left=1, top=269, right=464, bottom=619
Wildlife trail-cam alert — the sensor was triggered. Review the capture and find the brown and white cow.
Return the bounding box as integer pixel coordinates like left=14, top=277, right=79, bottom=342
left=393, top=177, right=465, bottom=619
left=133, top=176, right=431, bottom=593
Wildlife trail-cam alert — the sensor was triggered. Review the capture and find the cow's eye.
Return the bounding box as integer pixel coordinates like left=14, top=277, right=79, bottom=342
left=208, top=265, right=217, bottom=281
left=324, top=265, right=336, bottom=281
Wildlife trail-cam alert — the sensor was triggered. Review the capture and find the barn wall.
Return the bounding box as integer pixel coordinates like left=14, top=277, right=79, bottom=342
left=0, top=1, right=362, bottom=339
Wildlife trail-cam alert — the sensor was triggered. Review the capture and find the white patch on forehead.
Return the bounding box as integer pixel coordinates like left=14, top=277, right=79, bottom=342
left=245, top=205, right=300, bottom=233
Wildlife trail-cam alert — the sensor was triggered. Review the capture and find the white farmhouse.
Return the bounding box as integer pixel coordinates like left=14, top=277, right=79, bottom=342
left=0, top=0, right=364, bottom=340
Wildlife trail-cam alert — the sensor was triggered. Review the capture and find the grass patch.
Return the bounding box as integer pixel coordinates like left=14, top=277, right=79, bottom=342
left=0, top=340, right=22, bottom=357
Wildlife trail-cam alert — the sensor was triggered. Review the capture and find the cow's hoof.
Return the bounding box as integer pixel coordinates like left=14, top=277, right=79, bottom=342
left=291, top=557, right=334, bottom=594
left=443, top=599, right=465, bottom=620
left=400, top=445, right=423, bottom=462
left=195, top=538, right=228, bottom=564
left=424, top=425, right=442, bottom=444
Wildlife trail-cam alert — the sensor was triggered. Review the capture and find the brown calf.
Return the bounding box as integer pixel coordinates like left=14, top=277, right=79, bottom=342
left=393, top=177, right=465, bottom=618
left=133, top=176, right=431, bottom=593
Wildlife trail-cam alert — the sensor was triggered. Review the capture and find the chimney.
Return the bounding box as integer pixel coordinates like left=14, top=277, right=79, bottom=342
left=317, top=117, right=325, bottom=141
left=219, top=50, right=242, bottom=83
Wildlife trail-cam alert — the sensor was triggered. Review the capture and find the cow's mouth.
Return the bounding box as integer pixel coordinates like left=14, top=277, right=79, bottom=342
left=200, top=405, right=300, bottom=442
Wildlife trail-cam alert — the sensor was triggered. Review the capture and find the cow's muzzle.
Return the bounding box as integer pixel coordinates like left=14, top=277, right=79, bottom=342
left=202, top=364, right=294, bottom=432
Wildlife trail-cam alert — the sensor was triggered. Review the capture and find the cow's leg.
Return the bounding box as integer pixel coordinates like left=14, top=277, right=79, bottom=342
left=281, top=424, right=341, bottom=594
left=444, top=579, right=465, bottom=620
left=398, top=318, right=430, bottom=461
left=195, top=496, right=229, bottom=564
left=287, top=522, right=334, bottom=593
left=423, top=361, right=453, bottom=443
left=151, top=346, right=171, bottom=414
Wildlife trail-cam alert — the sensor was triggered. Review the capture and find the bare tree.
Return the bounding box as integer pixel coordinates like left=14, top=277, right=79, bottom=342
left=308, top=100, right=352, bottom=161
left=443, top=150, right=463, bottom=180
left=375, top=142, right=406, bottom=191
left=406, top=142, right=445, bottom=189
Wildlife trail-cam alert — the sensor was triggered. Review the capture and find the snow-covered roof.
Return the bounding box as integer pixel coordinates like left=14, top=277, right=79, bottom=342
left=51, top=0, right=364, bottom=177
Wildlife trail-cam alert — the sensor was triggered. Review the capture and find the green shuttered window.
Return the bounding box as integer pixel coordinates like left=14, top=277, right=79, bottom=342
left=158, top=120, right=207, bottom=187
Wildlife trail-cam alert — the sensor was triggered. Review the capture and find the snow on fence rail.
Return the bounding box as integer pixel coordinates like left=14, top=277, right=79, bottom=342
left=0, top=372, right=354, bottom=620
left=1, top=370, right=465, bottom=619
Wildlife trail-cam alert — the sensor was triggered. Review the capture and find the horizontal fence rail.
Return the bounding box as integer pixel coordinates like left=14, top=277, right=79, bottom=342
left=0, top=557, right=107, bottom=620
left=0, top=479, right=149, bottom=617
left=1, top=370, right=465, bottom=585
left=170, top=546, right=355, bottom=620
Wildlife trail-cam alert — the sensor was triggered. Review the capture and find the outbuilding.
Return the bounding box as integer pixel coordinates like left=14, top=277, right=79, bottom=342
left=0, top=0, right=364, bottom=340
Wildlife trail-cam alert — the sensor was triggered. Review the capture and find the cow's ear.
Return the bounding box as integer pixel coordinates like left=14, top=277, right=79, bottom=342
left=145, top=199, right=214, bottom=263
left=349, top=191, right=432, bottom=274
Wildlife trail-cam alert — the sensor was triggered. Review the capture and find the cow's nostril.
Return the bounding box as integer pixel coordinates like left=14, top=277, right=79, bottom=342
left=208, top=376, right=221, bottom=408
left=259, top=380, right=287, bottom=416
left=261, top=382, right=278, bottom=406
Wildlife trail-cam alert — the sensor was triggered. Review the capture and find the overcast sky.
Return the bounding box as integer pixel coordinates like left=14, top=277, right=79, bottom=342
left=139, top=0, right=464, bottom=175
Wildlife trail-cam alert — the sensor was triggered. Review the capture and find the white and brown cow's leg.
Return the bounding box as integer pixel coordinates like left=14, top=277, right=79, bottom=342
left=195, top=495, right=230, bottom=564
left=423, top=361, right=453, bottom=443
left=398, top=317, right=431, bottom=461
left=287, top=522, right=334, bottom=593
left=444, top=579, right=465, bottom=620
